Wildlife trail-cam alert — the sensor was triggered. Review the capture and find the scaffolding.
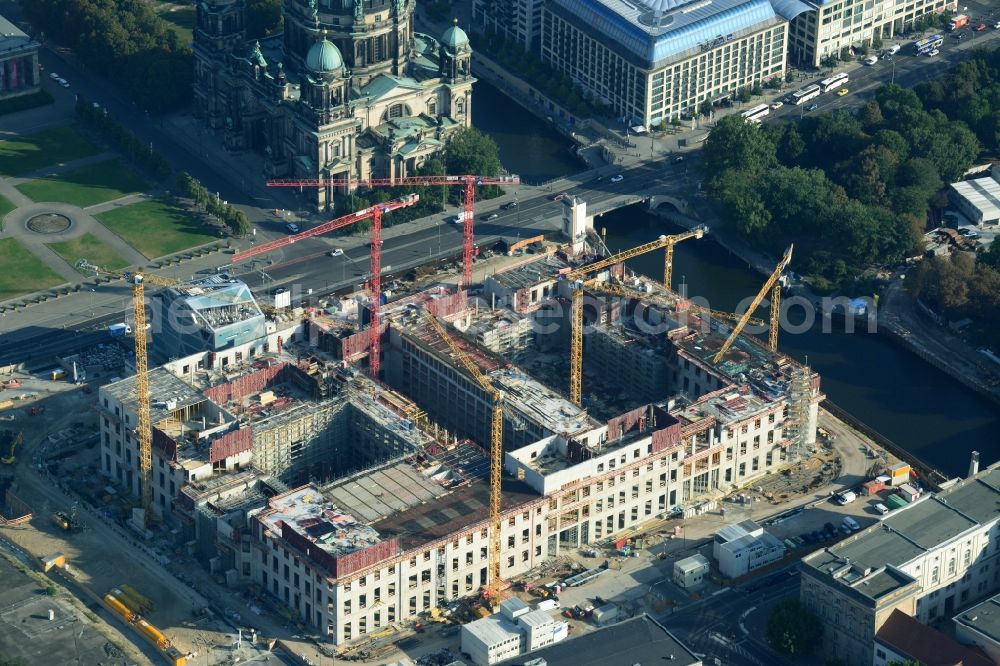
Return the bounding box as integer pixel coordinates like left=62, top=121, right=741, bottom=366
left=785, top=362, right=814, bottom=461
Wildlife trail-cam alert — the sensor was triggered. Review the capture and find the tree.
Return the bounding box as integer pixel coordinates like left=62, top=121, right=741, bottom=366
left=698, top=100, right=714, bottom=118
left=860, top=101, right=884, bottom=129
left=766, top=599, right=821, bottom=656
left=777, top=125, right=806, bottom=164
left=765, top=77, right=783, bottom=90
left=702, top=115, right=777, bottom=185
left=445, top=128, right=502, bottom=178
left=737, top=87, right=752, bottom=103
left=840, top=46, right=851, bottom=61
left=751, top=83, right=763, bottom=97
left=246, top=0, right=282, bottom=38
left=872, top=36, right=884, bottom=50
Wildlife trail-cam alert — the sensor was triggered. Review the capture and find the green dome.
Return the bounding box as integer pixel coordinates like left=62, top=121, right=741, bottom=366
left=306, top=31, right=344, bottom=73
left=441, top=19, right=469, bottom=51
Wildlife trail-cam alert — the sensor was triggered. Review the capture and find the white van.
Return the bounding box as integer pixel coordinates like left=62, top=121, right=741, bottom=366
left=837, top=490, right=857, bottom=505
left=842, top=516, right=860, bottom=531
left=874, top=503, right=889, bottom=515
left=887, top=44, right=900, bottom=55
left=864, top=55, right=879, bottom=65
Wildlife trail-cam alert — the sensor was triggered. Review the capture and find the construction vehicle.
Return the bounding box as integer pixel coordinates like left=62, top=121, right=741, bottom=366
left=712, top=245, right=793, bottom=363
left=52, top=511, right=79, bottom=531
left=1, top=432, right=23, bottom=465
left=121, top=583, right=154, bottom=612
left=565, top=229, right=706, bottom=405
left=422, top=311, right=506, bottom=606
left=102, top=591, right=186, bottom=666
left=265, top=174, right=520, bottom=289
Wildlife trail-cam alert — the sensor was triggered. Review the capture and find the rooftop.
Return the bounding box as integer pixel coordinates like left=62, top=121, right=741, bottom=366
left=0, top=14, right=35, bottom=54
left=464, top=614, right=520, bottom=646
left=489, top=368, right=599, bottom=437
left=489, top=254, right=568, bottom=290
left=260, top=485, right=383, bottom=558
left=957, top=596, right=1000, bottom=648
left=498, top=614, right=701, bottom=666
left=164, top=275, right=263, bottom=331
left=547, top=0, right=799, bottom=69
left=104, top=367, right=206, bottom=423
left=951, top=176, right=1000, bottom=218
left=880, top=609, right=994, bottom=666
left=803, top=462, right=1000, bottom=601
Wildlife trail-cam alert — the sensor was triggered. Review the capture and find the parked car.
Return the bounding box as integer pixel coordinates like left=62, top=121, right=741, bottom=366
left=57, top=78, right=70, bottom=88
left=286, top=222, right=300, bottom=233
left=610, top=174, right=624, bottom=183
left=329, top=248, right=344, bottom=257
left=863, top=55, right=879, bottom=65
left=806, top=103, right=819, bottom=112
left=874, top=503, right=889, bottom=515
left=673, top=156, right=684, bottom=163
left=48, top=72, right=60, bottom=80
left=769, top=101, right=783, bottom=110
left=447, top=214, right=464, bottom=224
left=837, top=88, right=849, bottom=97
left=501, top=201, right=517, bottom=210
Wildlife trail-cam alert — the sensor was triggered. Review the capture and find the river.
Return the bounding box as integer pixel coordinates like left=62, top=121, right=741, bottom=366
left=473, top=80, right=584, bottom=184
left=599, top=206, right=1000, bottom=479
left=475, top=82, right=998, bottom=478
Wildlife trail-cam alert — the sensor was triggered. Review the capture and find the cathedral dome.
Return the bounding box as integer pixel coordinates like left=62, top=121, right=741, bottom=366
left=306, top=31, right=344, bottom=73
left=441, top=19, right=469, bottom=51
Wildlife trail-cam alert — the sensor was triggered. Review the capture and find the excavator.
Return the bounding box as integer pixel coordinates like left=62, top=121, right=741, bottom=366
left=1, top=432, right=23, bottom=465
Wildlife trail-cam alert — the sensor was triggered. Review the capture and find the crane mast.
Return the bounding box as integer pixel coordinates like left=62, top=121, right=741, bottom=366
left=565, top=229, right=705, bottom=405
left=712, top=245, right=793, bottom=363
left=422, top=312, right=505, bottom=604
left=266, top=175, right=519, bottom=288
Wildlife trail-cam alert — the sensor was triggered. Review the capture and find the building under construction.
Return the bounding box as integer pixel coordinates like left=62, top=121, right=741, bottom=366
left=97, top=239, right=822, bottom=647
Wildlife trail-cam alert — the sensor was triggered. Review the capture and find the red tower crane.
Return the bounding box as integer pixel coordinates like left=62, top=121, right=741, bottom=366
left=232, top=195, right=421, bottom=379
left=266, top=175, right=520, bottom=288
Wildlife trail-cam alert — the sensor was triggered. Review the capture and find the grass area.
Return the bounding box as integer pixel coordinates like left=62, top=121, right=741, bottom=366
left=0, top=89, right=54, bottom=117
left=0, top=125, right=100, bottom=177
left=96, top=198, right=217, bottom=259
left=154, top=2, right=195, bottom=46
left=0, top=193, right=14, bottom=219
left=0, top=238, right=64, bottom=300
left=48, top=232, right=130, bottom=273
left=16, top=159, right=148, bottom=208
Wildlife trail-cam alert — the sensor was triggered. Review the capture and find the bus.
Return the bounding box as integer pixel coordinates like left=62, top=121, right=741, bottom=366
left=913, top=34, right=943, bottom=55
left=818, top=72, right=849, bottom=93
left=740, top=104, right=770, bottom=123
left=791, top=84, right=821, bottom=105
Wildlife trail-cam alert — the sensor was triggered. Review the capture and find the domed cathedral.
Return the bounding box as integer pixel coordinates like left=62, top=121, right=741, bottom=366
left=192, top=0, right=475, bottom=210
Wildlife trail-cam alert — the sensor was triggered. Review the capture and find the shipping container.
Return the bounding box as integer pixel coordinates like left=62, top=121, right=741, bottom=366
left=110, top=588, right=142, bottom=613
left=593, top=603, right=618, bottom=625
left=887, top=493, right=909, bottom=509
left=862, top=480, right=885, bottom=496
left=41, top=552, right=65, bottom=572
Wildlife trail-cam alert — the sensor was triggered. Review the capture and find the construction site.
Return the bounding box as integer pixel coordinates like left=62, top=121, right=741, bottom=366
left=0, top=195, right=840, bottom=665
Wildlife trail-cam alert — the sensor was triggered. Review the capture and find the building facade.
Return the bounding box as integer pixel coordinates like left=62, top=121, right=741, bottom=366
left=0, top=15, right=39, bottom=100
left=540, top=0, right=796, bottom=126
left=193, top=0, right=475, bottom=210
left=787, top=0, right=956, bottom=67
left=472, top=0, right=545, bottom=50
left=801, top=463, right=1000, bottom=666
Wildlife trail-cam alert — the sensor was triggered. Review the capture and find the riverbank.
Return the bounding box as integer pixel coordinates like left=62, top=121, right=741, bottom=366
left=655, top=203, right=1000, bottom=409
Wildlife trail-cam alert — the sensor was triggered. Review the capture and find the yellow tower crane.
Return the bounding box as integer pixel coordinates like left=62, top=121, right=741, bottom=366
left=712, top=245, right=793, bottom=364
left=422, top=311, right=506, bottom=605
left=584, top=280, right=766, bottom=329
left=567, top=228, right=706, bottom=405
left=94, top=269, right=180, bottom=525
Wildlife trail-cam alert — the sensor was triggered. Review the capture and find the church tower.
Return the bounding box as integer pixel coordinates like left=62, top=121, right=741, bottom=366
left=193, top=0, right=247, bottom=128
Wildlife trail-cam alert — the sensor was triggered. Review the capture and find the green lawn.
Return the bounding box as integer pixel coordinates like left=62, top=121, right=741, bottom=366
left=96, top=198, right=218, bottom=259
left=0, top=238, right=64, bottom=300
left=48, top=232, right=130, bottom=273
left=155, top=3, right=195, bottom=46
left=0, top=125, right=100, bottom=177
left=16, top=159, right=148, bottom=208
left=0, top=193, right=14, bottom=219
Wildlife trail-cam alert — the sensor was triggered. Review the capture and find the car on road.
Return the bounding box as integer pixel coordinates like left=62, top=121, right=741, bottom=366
left=887, top=44, right=901, bottom=55
left=447, top=214, right=466, bottom=224
left=955, top=31, right=968, bottom=40
left=286, top=223, right=300, bottom=233
left=994, top=21, right=1000, bottom=29
left=610, top=174, right=624, bottom=182
left=48, top=72, right=60, bottom=80
left=806, top=103, right=819, bottom=111
left=837, top=87, right=849, bottom=96
left=57, top=77, right=70, bottom=88
left=959, top=228, right=980, bottom=239
left=769, top=101, right=783, bottom=110
left=863, top=55, right=879, bottom=65
left=928, top=48, right=940, bottom=56
left=673, top=156, right=684, bottom=163
left=483, top=212, right=499, bottom=221
left=550, top=193, right=566, bottom=201
left=328, top=248, right=344, bottom=257
left=975, top=22, right=987, bottom=31
left=501, top=201, right=517, bottom=210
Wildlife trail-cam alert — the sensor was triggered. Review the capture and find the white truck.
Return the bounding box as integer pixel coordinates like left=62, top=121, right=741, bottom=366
left=837, top=490, right=857, bottom=505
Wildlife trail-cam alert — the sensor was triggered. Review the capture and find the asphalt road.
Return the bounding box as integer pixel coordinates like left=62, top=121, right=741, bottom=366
left=659, top=575, right=800, bottom=666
